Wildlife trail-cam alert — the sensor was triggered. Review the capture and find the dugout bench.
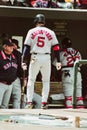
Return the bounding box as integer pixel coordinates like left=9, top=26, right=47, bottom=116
left=34, top=81, right=65, bottom=108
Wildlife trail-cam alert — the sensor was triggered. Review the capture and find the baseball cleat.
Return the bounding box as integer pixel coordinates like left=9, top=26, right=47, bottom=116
left=76, top=97, right=84, bottom=108
left=41, top=102, right=48, bottom=109
left=25, top=102, right=34, bottom=109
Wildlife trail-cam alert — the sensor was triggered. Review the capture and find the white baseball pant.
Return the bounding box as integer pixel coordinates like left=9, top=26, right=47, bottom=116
left=0, top=82, right=12, bottom=108
left=27, top=54, right=51, bottom=103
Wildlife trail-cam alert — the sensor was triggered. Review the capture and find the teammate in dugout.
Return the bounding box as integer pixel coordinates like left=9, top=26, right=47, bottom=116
left=59, top=37, right=84, bottom=108
left=11, top=39, right=23, bottom=108
left=22, top=14, right=61, bottom=109
left=0, top=39, right=18, bottom=108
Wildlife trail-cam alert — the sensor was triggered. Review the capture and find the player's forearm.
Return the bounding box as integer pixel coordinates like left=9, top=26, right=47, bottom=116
left=22, top=45, right=30, bottom=63
left=53, top=44, right=60, bottom=62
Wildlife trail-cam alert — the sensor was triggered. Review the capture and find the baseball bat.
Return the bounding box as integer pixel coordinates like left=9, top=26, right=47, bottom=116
left=21, top=69, right=26, bottom=103
left=39, top=113, right=68, bottom=120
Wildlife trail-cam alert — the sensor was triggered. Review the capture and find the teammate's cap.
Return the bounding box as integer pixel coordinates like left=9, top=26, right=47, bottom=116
left=2, top=39, right=14, bottom=46
left=11, top=39, right=20, bottom=48
left=34, top=14, right=45, bottom=24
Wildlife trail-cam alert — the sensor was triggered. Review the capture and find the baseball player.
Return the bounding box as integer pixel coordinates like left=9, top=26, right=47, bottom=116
left=11, top=39, right=22, bottom=108
left=22, top=14, right=61, bottom=109
left=60, top=37, right=84, bottom=108
left=0, top=39, right=18, bottom=108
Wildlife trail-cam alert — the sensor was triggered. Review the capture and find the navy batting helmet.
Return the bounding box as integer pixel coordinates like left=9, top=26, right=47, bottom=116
left=61, top=37, right=72, bottom=48
left=34, top=14, right=45, bottom=24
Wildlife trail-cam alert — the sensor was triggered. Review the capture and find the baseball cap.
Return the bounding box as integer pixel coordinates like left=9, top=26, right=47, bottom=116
left=11, top=39, right=20, bottom=48
left=2, top=39, right=14, bottom=46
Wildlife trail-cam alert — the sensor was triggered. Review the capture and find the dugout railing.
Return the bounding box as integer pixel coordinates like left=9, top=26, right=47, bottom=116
left=72, top=60, right=87, bottom=108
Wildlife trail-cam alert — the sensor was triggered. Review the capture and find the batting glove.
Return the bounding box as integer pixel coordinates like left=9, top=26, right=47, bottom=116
left=56, top=62, right=61, bottom=70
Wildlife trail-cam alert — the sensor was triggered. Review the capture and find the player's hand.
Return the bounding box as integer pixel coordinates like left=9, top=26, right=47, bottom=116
left=24, top=78, right=28, bottom=87
left=55, top=62, right=61, bottom=70
left=21, top=63, right=27, bottom=70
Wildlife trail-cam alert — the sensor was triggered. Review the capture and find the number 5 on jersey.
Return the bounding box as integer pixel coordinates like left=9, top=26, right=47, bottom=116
left=37, top=36, right=45, bottom=47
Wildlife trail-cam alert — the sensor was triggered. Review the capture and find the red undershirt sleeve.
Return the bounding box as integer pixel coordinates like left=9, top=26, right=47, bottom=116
left=53, top=44, right=60, bottom=62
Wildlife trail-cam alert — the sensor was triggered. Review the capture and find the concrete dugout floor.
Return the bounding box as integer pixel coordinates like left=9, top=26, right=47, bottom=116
left=0, top=109, right=87, bottom=130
